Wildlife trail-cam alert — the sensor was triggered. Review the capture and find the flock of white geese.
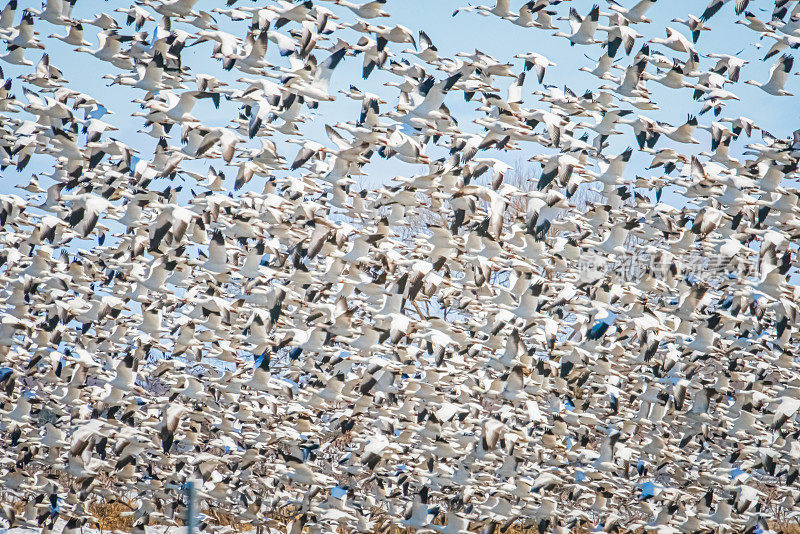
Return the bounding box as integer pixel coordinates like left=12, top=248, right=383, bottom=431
left=1, top=0, right=800, bottom=532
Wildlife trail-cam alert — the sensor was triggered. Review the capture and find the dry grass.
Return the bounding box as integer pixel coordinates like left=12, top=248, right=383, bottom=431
left=9, top=499, right=26, bottom=515
left=203, top=507, right=252, bottom=532
left=87, top=500, right=136, bottom=532
left=5, top=498, right=800, bottom=533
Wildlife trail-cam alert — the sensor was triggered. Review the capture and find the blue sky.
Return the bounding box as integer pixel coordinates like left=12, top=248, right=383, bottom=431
left=2, top=0, right=798, bottom=207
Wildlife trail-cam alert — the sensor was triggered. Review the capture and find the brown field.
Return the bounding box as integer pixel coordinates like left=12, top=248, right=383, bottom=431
left=4, top=499, right=800, bottom=533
